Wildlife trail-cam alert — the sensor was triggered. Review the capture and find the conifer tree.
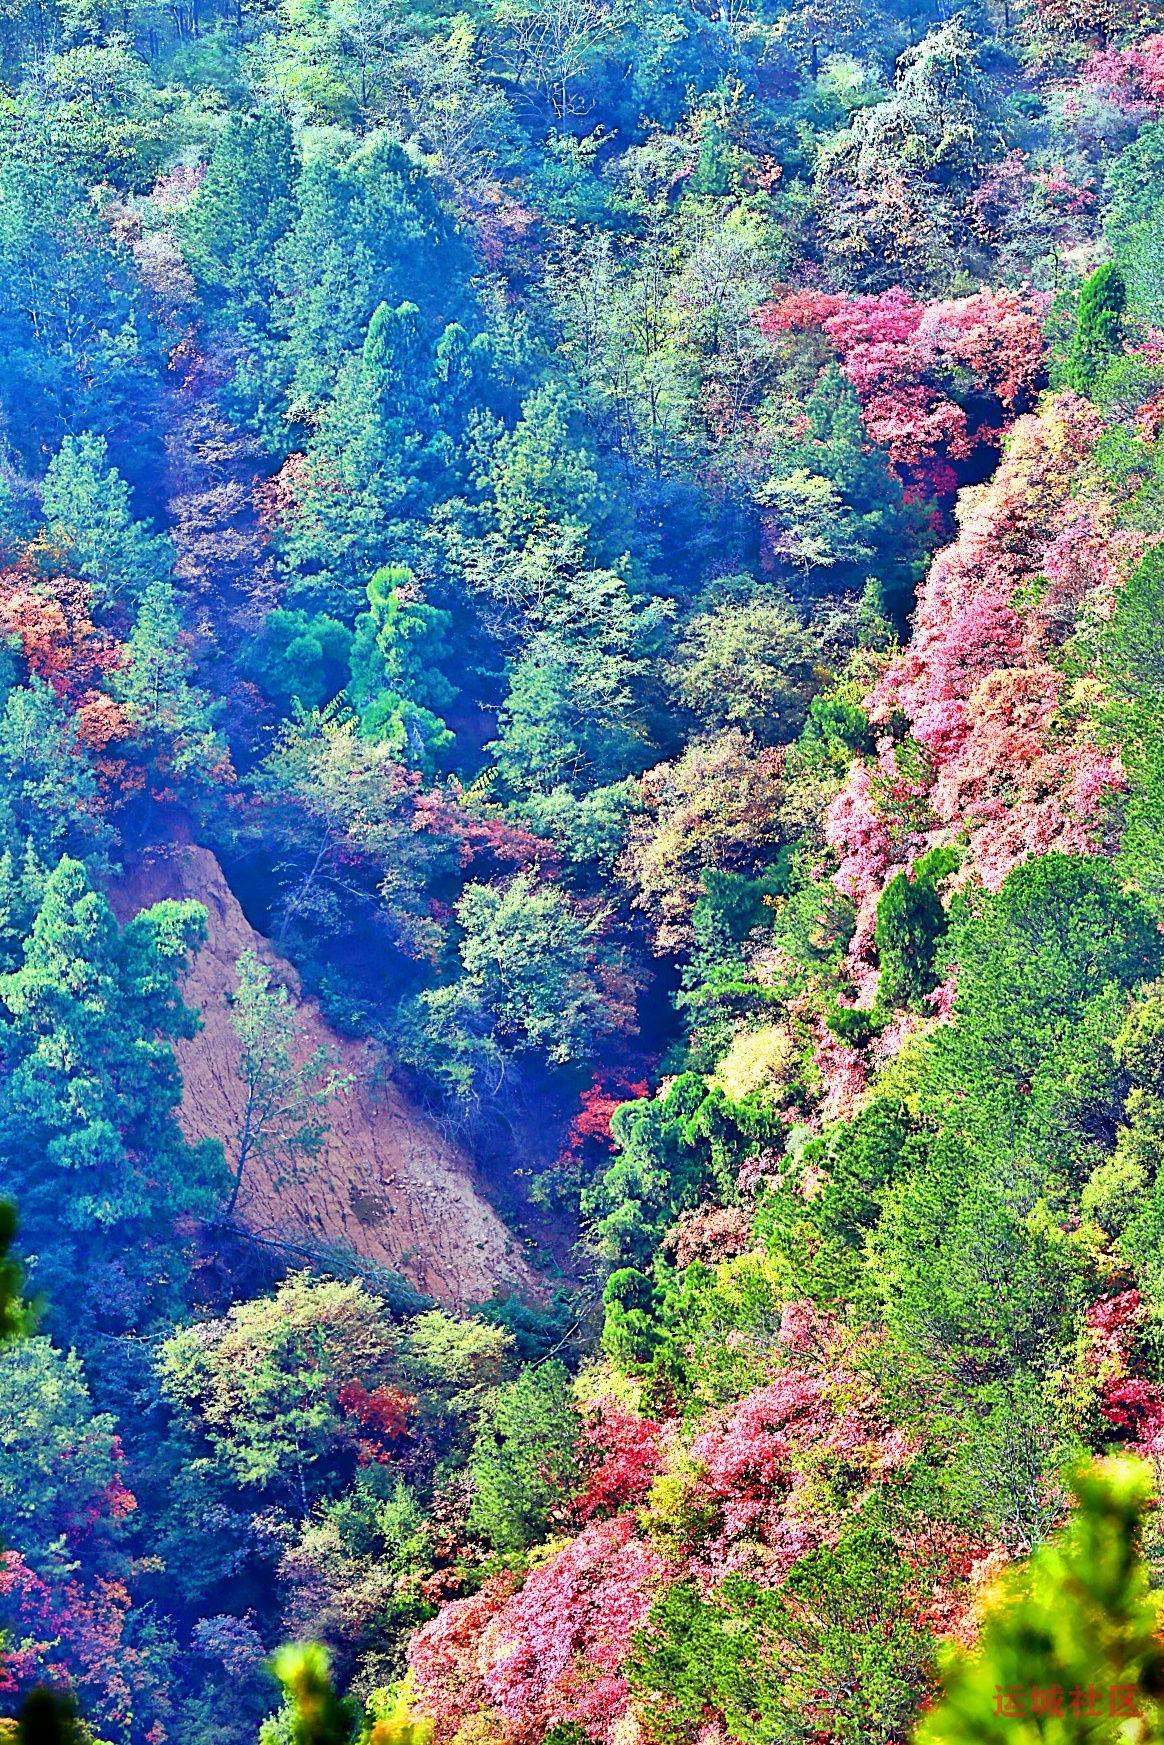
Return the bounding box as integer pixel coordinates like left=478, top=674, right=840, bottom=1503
left=180, top=108, right=299, bottom=333
left=40, top=434, right=172, bottom=608
left=1067, top=264, right=1127, bottom=395
left=0, top=858, right=224, bottom=1329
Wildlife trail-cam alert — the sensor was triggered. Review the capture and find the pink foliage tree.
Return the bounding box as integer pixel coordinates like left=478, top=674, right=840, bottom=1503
left=408, top=1521, right=664, bottom=1744
left=757, top=285, right=1049, bottom=499
left=819, top=394, right=1139, bottom=1041
left=1082, top=1291, right=1164, bottom=1450
left=1085, top=36, right=1164, bottom=111
left=407, top=1304, right=963, bottom=1744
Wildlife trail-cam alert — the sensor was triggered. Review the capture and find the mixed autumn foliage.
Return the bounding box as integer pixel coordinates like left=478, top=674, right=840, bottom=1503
left=11, top=0, right=1164, bottom=1739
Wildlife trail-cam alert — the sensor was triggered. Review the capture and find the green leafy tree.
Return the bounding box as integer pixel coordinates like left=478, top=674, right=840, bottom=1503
left=158, top=1273, right=398, bottom=1516
left=0, top=678, right=114, bottom=868
left=813, top=24, right=1003, bottom=293
left=772, top=364, right=931, bottom=626
left=0, top=153, right=159, bottom=478
left=757, top=1097, right=913, bottom=1309
left=758, top=468, right=875, bottom=576
left=251, top=706, right=451, bottom=958
left=925, top=854, right=1160, bottom=1172
left=0, top=1202, right=28, bottom=1352
left=245, top=609, right=354, bottom=712
left=1103, top=548, right=1164, bottom=915
left=601, top=1265, right=660, bottom=1367
left=629, top=1521, right=937, bottom=1745
left=0, top=840, right=48, bottom=976
left=866, top=856, right=1160, bottom=1399
left=488, top=381, right=624, bottom=558
left=30, top=42, right=168, bottom=189
left=1103, top=994, right=1164, bottom=1293
left=1105, top=123, right=1164, bottom=325
left=413, top=871, right=629, bottom=1101
left=918, top=1459, right=1164, bottom=1745
left=255, top=0, right=405, bottom=132
left=280, top=304, right=480, bottom=614
left=467, top=1359, right=579, bottom=1552
left=582, top=1073, right=773, bottom=1267
left=282, top=1476, right=437, bottom=1688
left=274, top=137, right=468, bottom=414
left=0, top=1337, right=123, bottom=1572
left=670, top=594, right=823, bottom=746
left=491, top=558, right=669, bottom=798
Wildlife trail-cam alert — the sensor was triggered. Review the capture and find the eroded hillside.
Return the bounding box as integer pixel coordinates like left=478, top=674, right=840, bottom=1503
left=109, top=843, right=541, bottom=1308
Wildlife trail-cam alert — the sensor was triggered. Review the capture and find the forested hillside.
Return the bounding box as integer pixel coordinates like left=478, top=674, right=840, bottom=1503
left=4, top=0, right=1164, bottom=1735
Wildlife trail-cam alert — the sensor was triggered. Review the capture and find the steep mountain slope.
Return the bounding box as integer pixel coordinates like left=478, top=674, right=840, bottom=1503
left=108, top=842, right=541, bottom=1307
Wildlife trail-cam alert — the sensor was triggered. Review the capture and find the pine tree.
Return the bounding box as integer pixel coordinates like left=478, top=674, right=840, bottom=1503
left=873, top=856, right=950, bottom=1012
left=0, top=857, right=225, bottom=1331
left=180, top=108, right=299, bottom=332
left=114, top=579, right=229, bottom=786
left=1067, top=263, right=1126, bottom=395
left=40, top=433, right=173, bottom=608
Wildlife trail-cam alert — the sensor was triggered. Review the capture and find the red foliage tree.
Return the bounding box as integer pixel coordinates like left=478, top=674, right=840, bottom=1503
left=406, top=1302, right=980, bottom=1744
left=758, top=285, right=1049, bottom=500
left=1023, top=0, right=1164, bottom=45
left=818, top=393, right=1137, bottom=1065
left=1082, top=1291, right=1164, bottom=1448
left=0, top=1555, right=171, bottom=1742
left=556, top=1073, right=650, bottom=1181
left=574, top=1396, right=664, bottom=1523
left=337, top=1380, right=416, bottom=1464
left=1085, top=34, right=1164, bottom=108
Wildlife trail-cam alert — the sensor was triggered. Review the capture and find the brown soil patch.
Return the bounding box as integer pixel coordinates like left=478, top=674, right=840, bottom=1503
left=108, top=843, right=543, bottom=1309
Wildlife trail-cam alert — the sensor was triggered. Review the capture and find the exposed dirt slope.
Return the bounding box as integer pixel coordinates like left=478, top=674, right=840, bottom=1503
left=109, top=843, right=542, bottom=1309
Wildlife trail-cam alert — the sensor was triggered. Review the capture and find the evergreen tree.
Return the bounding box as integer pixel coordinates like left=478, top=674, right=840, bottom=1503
left=0, top=154, right=159, bottom=479
left=347, top=564, right=457, bottom=773
left=873, top=853, right=951, bottom=1012
left=0, top=858, right=225, bottom=1332
left=181, top=108, right=299, bottom=334
left=114, top=579, right=229, bottom=787
left=0, top=679, right=114, bottom=867
left=467, top=1360, right=579, bottom=1551
left=244, top=609, right=353, bottom=712
left=275, top=137, right=469, bottom=413
left=282, top=305, right=481, bottom=612
left=1067, top=263, right=1127, bottom=395
left=40, top=432, right=173, bottom=608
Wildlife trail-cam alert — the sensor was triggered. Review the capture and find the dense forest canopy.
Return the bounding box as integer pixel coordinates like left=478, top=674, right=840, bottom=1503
left=8, top=0, right=1164, bottom=1736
